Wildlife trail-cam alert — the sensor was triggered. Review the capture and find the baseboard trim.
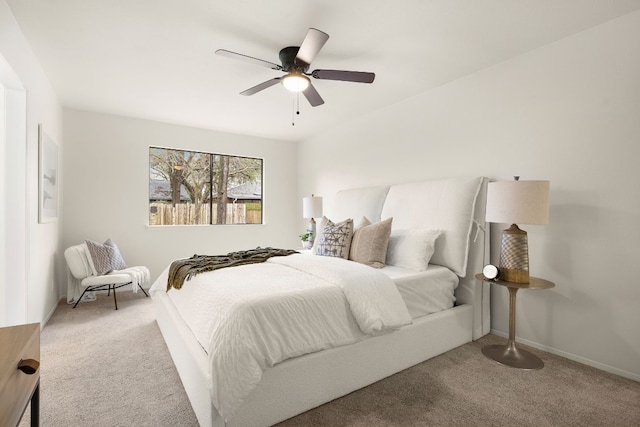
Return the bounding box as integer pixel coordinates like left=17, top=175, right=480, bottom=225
left=490, top=329, right=640, bottom=382
left=40, top=298, right=62, bottom=329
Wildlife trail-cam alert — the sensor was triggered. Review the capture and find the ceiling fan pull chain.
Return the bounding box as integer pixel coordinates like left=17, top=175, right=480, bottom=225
left=292, top=97, right=295, bottom=126
left=291, top=92, right=302, bottom=126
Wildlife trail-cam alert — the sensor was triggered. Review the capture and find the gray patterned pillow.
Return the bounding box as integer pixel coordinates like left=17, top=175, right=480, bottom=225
left=314, top=217, right=354, bottom=259
left=85, top=238, right=127, bottom=275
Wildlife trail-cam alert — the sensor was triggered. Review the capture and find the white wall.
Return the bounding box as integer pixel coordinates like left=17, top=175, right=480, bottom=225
left=62, top=110, right=298, bottom=285
left=298, top=11, right=640, bottom=380
left=1, top=82, right=26, bottom=325
left=0, top=0, right=63, bottom=327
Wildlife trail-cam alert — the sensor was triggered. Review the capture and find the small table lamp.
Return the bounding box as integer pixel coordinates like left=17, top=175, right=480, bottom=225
left=486, top=177, right=550, bottom=284
left=302, top=194, right=323, bottom=245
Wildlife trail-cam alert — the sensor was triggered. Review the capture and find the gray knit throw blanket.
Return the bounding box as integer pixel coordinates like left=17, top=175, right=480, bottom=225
left=166, top=247, right=299, bottom=291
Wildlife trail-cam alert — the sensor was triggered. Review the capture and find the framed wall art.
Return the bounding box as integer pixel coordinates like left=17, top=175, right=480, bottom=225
left=38, top=124, right=58, bottom=223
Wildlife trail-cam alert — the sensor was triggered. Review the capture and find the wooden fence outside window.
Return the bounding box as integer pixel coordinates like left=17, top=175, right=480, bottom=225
left=149, top=202, right=261, bottom=225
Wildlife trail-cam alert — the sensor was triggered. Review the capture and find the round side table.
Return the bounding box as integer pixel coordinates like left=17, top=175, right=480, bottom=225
left=476, top=274, right=555, bottom=370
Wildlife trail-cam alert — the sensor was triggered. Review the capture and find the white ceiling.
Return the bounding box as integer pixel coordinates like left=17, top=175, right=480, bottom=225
left=7, top=0, right=640, bottom=142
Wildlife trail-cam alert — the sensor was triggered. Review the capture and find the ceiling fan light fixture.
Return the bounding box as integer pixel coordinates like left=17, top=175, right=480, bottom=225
left=282, top=73, right=310, bottom=92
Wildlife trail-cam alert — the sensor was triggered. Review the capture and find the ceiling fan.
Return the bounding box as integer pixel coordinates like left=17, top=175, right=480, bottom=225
left=215, top=28, right=375, bottom=107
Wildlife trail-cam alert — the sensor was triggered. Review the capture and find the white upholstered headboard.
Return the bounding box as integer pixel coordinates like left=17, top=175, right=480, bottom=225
left=329, top=176, right=490, bottom=340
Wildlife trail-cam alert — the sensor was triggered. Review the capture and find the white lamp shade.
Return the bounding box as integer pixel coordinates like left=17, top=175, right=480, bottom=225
left=302, top=196, right=323, bottom=219
left=486, top=180, right=550, bottom=225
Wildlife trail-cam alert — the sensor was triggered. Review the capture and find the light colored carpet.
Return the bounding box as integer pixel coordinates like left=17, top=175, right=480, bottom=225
left=20, top=291, right=199, bottom=427
left=20, top=291, right=640, bottom=426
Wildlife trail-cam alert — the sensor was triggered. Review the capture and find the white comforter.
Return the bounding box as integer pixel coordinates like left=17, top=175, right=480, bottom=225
left=150, top=253, right=412, bottom=421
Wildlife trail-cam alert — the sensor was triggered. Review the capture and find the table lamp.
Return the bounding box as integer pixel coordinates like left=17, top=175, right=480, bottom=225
left=485, top=177, right=550, bottom=284
left=302, top=194, right=323, bottom=245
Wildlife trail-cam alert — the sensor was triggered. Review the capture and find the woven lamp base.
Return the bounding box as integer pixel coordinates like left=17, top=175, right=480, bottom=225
left=498, top=224, right=530, bottom=284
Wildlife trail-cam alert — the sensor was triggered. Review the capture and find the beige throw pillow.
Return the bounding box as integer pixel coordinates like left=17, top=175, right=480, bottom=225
left=349, top=217, right=393, bottom=268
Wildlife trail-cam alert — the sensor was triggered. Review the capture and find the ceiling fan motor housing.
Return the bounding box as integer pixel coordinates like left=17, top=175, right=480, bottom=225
left=279, top=46, right=309, bottom=72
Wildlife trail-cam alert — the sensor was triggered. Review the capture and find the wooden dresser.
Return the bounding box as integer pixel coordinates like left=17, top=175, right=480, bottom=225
left=0, top=323, right=40, bottom=427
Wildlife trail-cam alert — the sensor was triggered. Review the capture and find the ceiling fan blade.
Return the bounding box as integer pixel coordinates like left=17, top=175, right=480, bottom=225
left=295, top=28, right=329, bottom=66
left=312, top=69, right=375, bottom=83
left=302, top=83, right=324, bottom=107
left=216, top=49, right=283, bottom=71
left=240, top=78, right=282, bottom=96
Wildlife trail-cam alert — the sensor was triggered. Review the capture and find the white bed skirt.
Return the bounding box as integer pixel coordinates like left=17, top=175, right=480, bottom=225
left=154, top=289, right=474, bottom=427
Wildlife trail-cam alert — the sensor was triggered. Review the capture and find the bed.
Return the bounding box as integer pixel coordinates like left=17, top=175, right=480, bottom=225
left=150, top=176, right=490, bottom=427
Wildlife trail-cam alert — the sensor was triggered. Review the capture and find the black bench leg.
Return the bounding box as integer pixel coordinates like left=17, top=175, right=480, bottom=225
left=73, top=288, right=91, bottom=309
left=31, top=381, right=39, bottom=427
left=112, top=285, right=118, bottom=310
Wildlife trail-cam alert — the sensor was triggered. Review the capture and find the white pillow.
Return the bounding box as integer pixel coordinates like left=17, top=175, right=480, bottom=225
left=386, top=229, right=442, bottom=271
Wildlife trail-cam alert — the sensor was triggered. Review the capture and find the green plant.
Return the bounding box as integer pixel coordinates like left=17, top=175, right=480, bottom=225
left=299, top=231, right=314, bottom=242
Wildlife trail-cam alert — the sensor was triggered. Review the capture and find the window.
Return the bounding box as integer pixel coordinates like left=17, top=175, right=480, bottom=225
left=149, top=147, right=263, bottom=225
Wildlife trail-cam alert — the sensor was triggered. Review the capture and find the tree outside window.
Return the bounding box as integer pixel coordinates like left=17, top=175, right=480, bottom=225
left=149, top=147, right=262, bottom=225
